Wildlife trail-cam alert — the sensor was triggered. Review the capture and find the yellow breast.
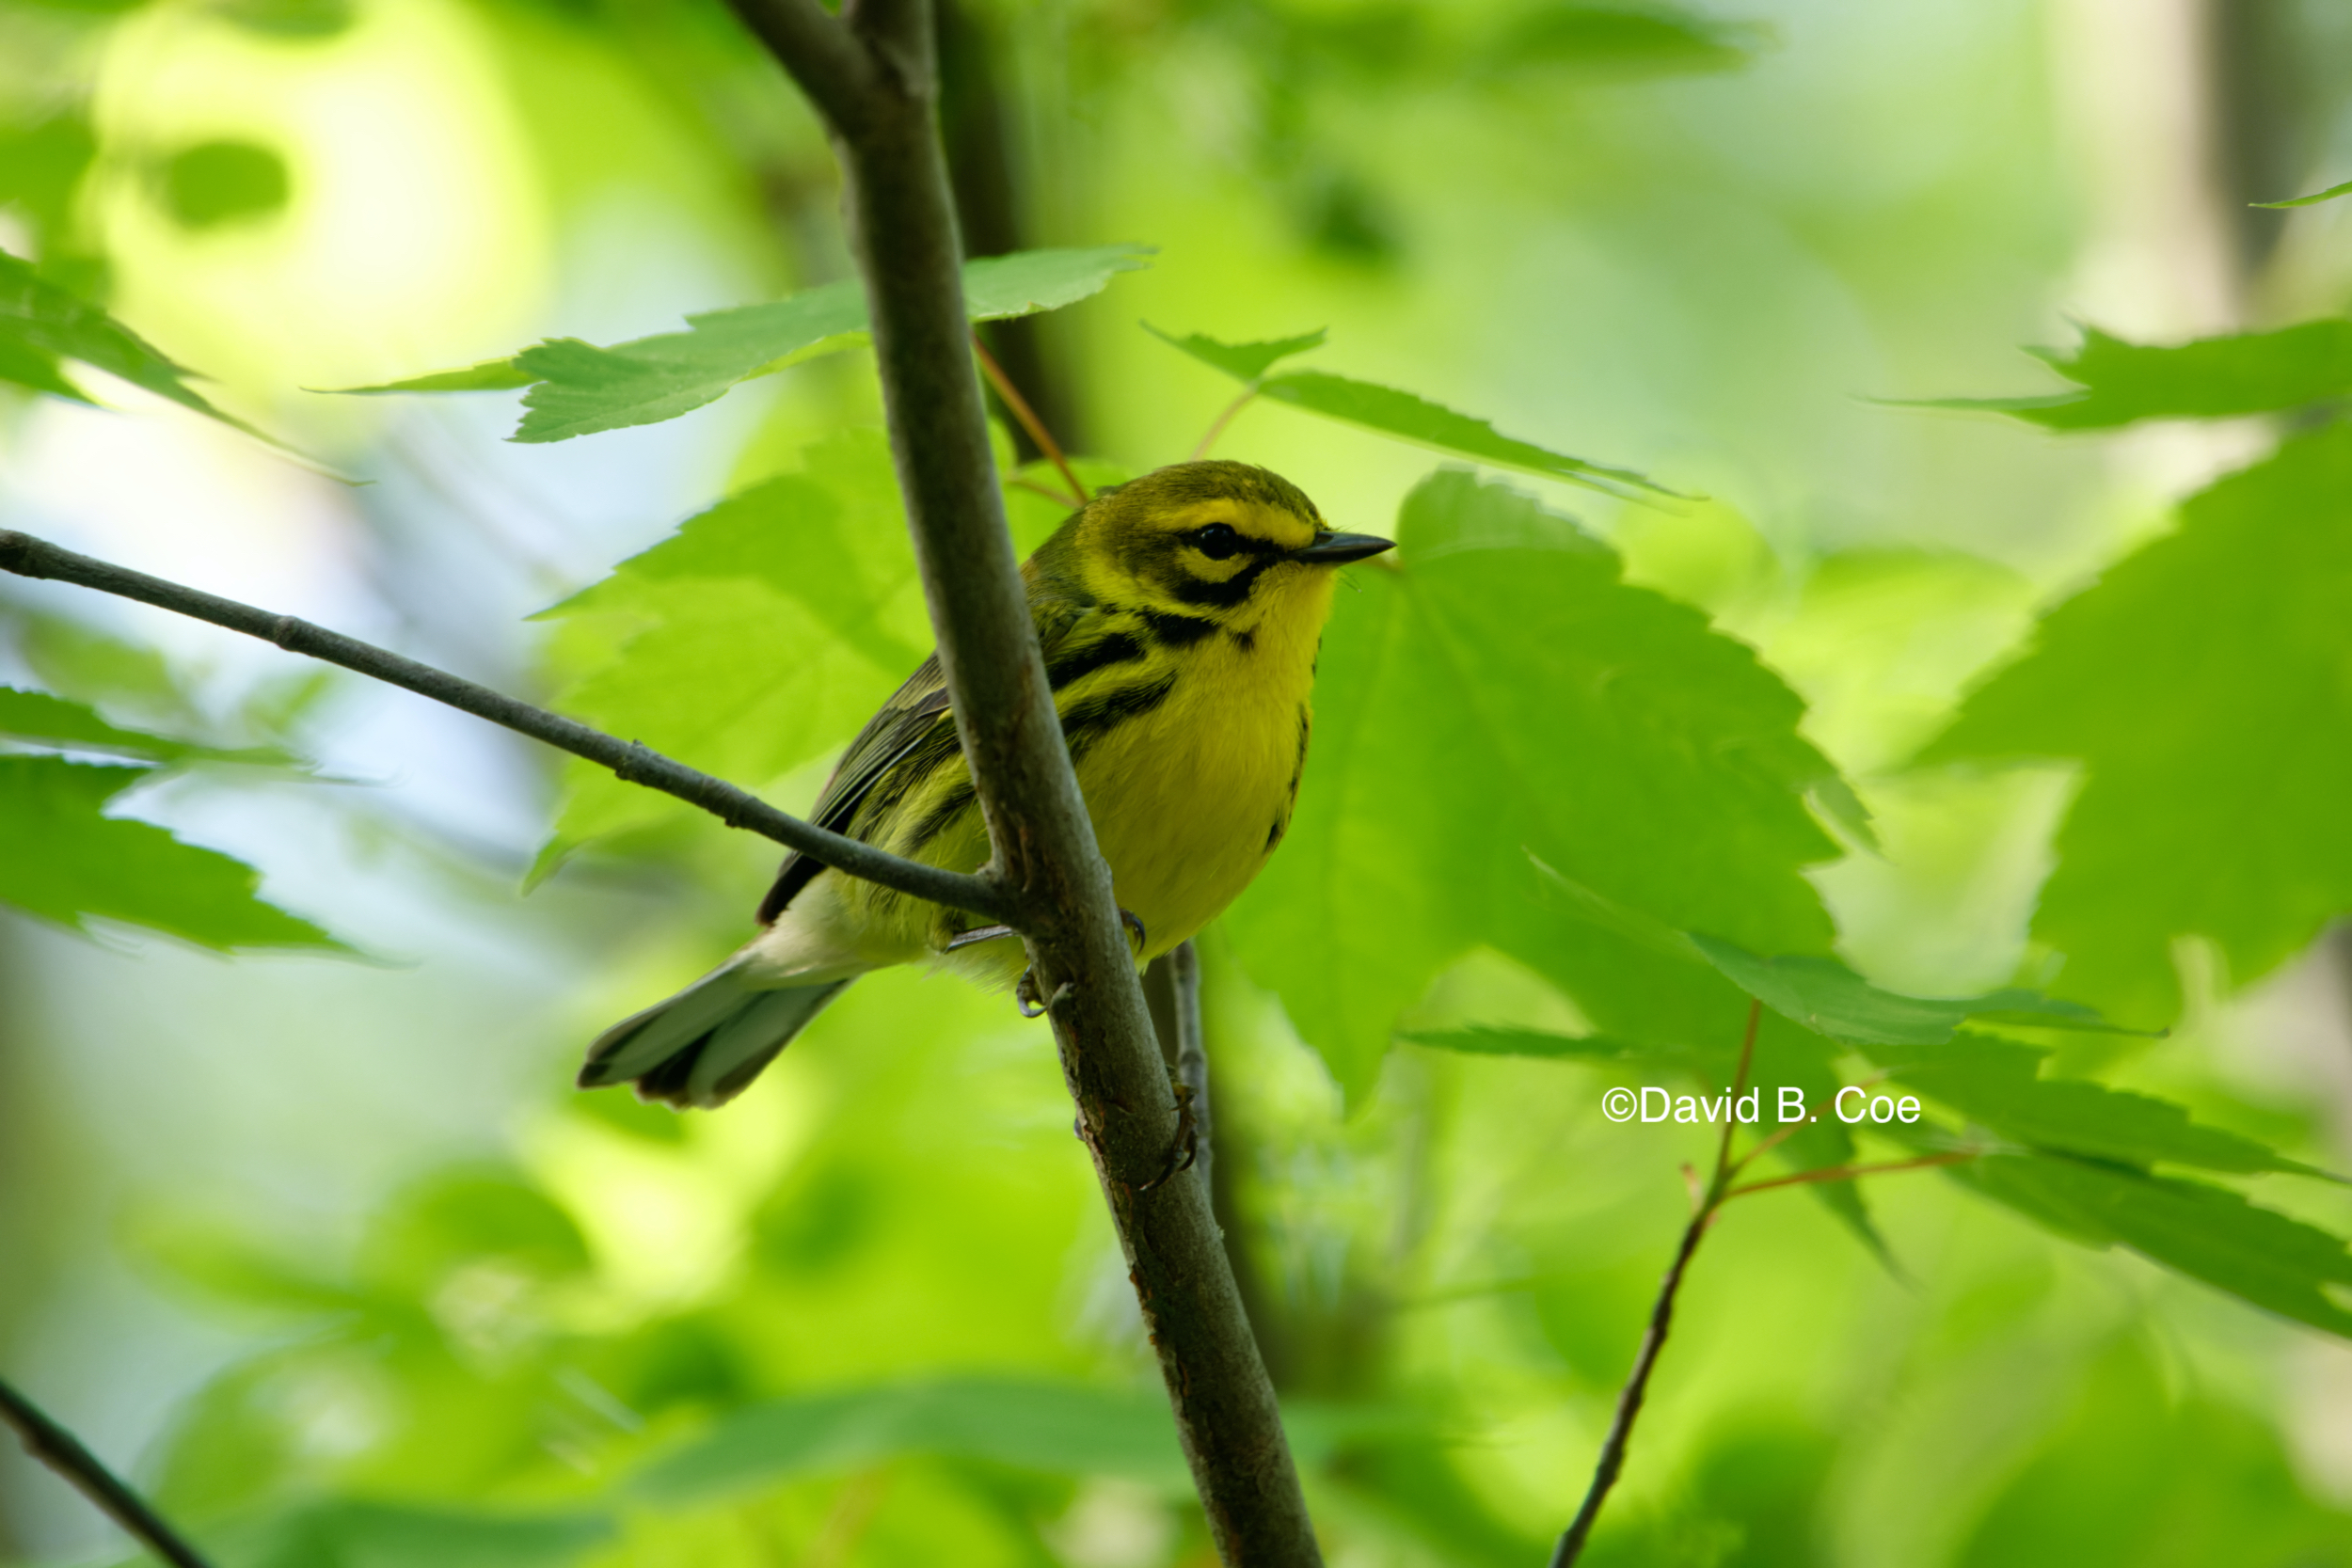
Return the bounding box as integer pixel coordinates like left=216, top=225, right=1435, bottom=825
left=829, top=565, right=1334, bottom=984
left=1078, top=628, right=1312, bottom=960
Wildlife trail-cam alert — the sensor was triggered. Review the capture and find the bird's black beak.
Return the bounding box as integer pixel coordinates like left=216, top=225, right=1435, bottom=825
left=1294, top=531, right=1395, bottom=564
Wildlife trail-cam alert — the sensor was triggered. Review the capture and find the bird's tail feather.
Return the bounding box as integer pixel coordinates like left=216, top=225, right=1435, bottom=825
left=579, top=961, right=851, bottom=1109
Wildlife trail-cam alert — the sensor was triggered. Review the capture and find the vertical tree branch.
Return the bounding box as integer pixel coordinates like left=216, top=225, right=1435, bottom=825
left=0, top=1377, right=215, bottom=1568
left=723, top=2, right=1318, bottom=1560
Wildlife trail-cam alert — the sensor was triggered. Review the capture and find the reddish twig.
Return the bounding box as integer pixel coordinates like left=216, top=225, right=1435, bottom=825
left=1727, top=1150, right=1977, bottom=1201
left=1192, top=387, right=1258, bottom=459
left=974, top=334, right=1089, bottom=504
left=1726, top=1070, right=1889, bottom=1179
left=1009, top=474, right=1085, bottom=510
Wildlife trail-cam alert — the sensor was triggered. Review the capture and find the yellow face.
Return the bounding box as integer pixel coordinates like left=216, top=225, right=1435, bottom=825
left=1064, top=461, right=1391, bottom=627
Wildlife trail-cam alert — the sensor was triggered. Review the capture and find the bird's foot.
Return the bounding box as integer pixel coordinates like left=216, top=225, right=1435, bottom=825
left=946, top=923, right=1017, bottom=952
left=1137, top=1079, right=1200, bottom=1194
left=1120, top=908, right=1147, bottom=958
left=1016, top=967, right=1046, bottom=1018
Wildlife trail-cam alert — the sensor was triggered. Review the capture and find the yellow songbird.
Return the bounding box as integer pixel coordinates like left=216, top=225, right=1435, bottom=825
left=579, top=460, right=1392, bottom=1107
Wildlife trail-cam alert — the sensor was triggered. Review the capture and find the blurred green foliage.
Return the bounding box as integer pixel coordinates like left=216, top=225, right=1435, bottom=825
left=0, top=689, right=334, bottom=950
left=8, top=0, right=2352, bottom=1564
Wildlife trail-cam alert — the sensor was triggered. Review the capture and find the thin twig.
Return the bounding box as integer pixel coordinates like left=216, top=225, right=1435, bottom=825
left=1727, top=1070, right=1890, bottom=1179
left=1728, top=1150, right=1977, bottom=1200
left=1713, top=999, right=1762, bottom=1177
left=798, top=1465, right=893, bottom=1568
left=1191, top=388, right=1257, bottom=460
left=1551, top=1009, right=1970, bottom=1563
left=0, top=1376, right=215, bottom=1568
left=0, top=531, right=1015, bottom=927
left=1548, top=1206, right=1712, bottom=1568
left=1169, top=939, right=1212, bottom=1196
left=1009, top=474, right=1085, bottom=510
left=1550, top=1002, right=1756, bottom=1568
left=973, top=335, right=1089, bottom=503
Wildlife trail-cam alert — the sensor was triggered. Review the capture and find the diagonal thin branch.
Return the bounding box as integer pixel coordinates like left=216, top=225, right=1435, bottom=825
left=0, top=530, right=1016, bottom=927
left=1552, top=1014, right=1964, bottom=1565
left=1, top=1376, right=215, bottom=1568
left=1191, top=387, right=1258, bottom=461
left=1728, top=1150, right=1977, bottom=1200
left=973, top=334, right=1089, bottom=504
left=1549, top=1204, right=1713, bottom=1568
left=1551, top=1000, right=1756, bottom=1568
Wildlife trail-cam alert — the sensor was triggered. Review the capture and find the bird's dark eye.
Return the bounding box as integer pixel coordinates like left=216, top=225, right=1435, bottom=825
left=1188, top=523, right=1244, bottom=560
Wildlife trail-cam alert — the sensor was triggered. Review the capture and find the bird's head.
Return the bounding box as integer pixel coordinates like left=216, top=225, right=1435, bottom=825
left=1044, top=460, right=1393, bottom=631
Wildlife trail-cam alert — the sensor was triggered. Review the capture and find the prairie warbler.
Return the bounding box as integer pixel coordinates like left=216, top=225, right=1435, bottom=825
left=580, top=460, right=1391, bottom=1107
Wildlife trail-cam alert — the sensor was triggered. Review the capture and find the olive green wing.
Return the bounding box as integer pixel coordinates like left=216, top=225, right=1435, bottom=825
left=755, top=597, right=1090, bottom=924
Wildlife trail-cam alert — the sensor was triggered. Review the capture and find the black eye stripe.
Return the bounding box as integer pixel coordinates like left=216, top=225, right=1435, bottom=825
left=1172, top=556, right=1275, bottom=609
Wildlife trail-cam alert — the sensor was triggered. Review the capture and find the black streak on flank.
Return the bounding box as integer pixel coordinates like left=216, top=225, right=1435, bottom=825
left=1062, top=671, right=1180, bottom=753
left=1230, top=627, right=1256, bottom=654
left=1142, top=610, right=1217, bottom=648
left=900, top=779, right=978, bottom=858
left=1264, top=816, right=1285, bottom=851
left=1047, top=630, right=1146, bottom=690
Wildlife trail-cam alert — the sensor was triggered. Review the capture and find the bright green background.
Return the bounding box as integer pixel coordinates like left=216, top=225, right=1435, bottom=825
left=8, top=1, right=2352, bottom=1565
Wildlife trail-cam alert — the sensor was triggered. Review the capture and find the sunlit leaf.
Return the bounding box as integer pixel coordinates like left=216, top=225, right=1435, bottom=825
left=1907, top=322, right=2352, bottom=430
left=335, top=246, right=1152, bottom=444
left=0, top=247, right=278, bottom=442
left=2253, top=179, right=2352, bottom=209
left=1140, top=323, right=1327, bottom=382
left=339, top=357, right=535, bottom=394
left=1688, top=934, right=2124, bottom=1046
left=1152, top=328, right=1676, bottom=499
left=631, top=1377, right=1189, bottom=1501
left=1948, top=1152, right=2352, bottom=1338
left=1892, top=1034, right=2328, bottom=1180
left=1228, top=468, right=1840, bottom=1101
left=0, top=755, right=340, bottom=950
left=0, top=685, right=287, bottom=765
left=1921, top=423, right=2352, bottom=1025
left=528, top=429, right=930, bottom=870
